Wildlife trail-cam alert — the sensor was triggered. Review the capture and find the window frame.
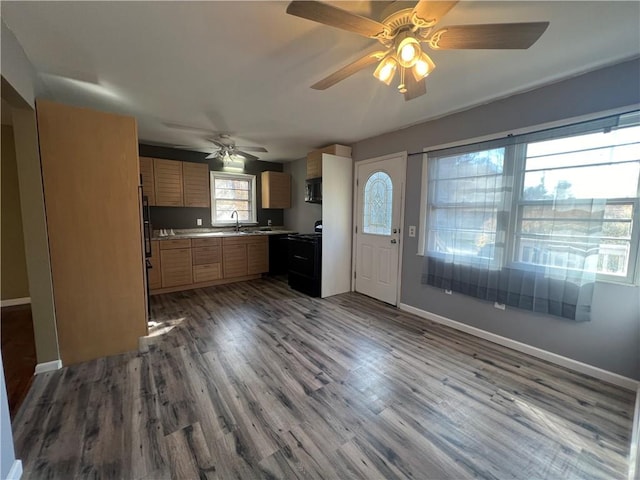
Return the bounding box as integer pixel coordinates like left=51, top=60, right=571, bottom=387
left=418, top=107, right=640, bottom=285
left=210, top=171, right=257, bottom=226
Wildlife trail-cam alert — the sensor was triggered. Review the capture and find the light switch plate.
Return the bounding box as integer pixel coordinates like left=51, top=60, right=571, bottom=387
left=196, top=218, right=202, bottom=226
left=408, top=226, right=416, bottom=237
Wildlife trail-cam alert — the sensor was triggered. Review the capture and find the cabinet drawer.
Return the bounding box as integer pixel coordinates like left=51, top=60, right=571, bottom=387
left=159, top=238, right=192, bottom=250
left=193, top=263, right=222, bottom=283
left=193, top=246, right=221, bottom=265
left=192, top=237, right=222, bottom=248
left=222, top=236, right=249, bottom=246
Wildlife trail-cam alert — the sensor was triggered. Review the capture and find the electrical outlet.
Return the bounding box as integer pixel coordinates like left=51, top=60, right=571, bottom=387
left=196, top=218, right=202, bottom=226
left=408, top=225, right=416, bottom=237
left=494, top=302, right=506, bottom=310
left=444, top=289, right=452, bottom=295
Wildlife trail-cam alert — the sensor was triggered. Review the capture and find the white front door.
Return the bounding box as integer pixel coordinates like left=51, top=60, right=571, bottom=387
left=354, top=153, right=406, bottom=305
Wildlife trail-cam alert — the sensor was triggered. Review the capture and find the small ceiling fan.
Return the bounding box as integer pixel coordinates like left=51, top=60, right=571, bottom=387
left=203, top=134, right=268, bottom=162
left=286, top=0, right=549, bottom=101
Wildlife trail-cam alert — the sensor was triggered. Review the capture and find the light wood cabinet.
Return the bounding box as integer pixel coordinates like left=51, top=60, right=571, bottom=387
left=154, top=159, right=184, bottom=206
left=160, top=239, right=192, bottom=287
left=193, top=263, right=222, bottom=283
left=222, top=239, right=248, bottom=278
left=148, top=240, right=162, bottom=290
left=36, top=100, right=147, bottom=365
left=306, top=144, right=351, bottom=179
left=261, top=171, right=291, bottom=209
left=183, top=162, right=210, bottom=207
left=139, top=156, right=156, bottom=205
left=247, top=237, right=269, bottom=274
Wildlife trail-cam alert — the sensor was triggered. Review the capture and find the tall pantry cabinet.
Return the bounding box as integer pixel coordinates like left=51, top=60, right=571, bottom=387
left=36, top=100, right=147, bottom=365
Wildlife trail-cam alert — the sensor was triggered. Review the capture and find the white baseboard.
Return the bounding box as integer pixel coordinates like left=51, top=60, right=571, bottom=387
left=399, top=303, right=640, bottom=391
left=1, top=297, right=30, bottom=307
left=7, top=460, right=22, bottom=480
left=34, top=359, right=62, bottom=375
left=629, top=385, right=640, bottom=480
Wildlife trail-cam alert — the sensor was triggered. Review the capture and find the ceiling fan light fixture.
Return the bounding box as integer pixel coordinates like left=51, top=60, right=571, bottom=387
left=396, top=31, right=421, bottom=68
left=412, top=52, right=436, bottom=81
left=373, top=56, right=398, bottom=85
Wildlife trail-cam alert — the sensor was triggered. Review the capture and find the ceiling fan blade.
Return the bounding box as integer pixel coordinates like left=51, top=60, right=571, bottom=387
left=429, top=22, right=550, bottom=49
left=163, top=122, right=213, bottom=134
left=234, top=150, right=260, bottom=162
left=205, top=152, right=220, bottom=160
left=411, top=0, right=458, bottom=28
left=287, top=1, right=390, bottom=39
left=235, top=145, right=268, bottom=153
left=311, top=50, right=387, bottom=90
left=404, top=73, right=426, bottom=101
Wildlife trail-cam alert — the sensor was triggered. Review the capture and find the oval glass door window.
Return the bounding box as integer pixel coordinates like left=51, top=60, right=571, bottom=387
left=363, top=171, right=392, bottom=235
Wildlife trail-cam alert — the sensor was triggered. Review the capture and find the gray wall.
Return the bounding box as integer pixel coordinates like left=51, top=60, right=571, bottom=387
left=352, top=58, right=640, bottom=380
left=0, top=355, right=18, bottom=479
left=283, top=157, right=322, bottom=233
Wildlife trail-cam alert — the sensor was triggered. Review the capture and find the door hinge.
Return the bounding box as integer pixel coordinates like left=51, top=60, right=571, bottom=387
left=355, top=225, right=358, bottom=234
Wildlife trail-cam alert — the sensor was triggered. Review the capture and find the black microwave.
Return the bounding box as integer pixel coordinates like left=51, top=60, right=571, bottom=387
left=305, top=178, right=322, bottom=204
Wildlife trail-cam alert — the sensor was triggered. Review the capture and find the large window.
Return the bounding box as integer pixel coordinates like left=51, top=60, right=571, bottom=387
left=422, top=110, right=640, bottom=284
left=210, top=172, right=257, bottom=226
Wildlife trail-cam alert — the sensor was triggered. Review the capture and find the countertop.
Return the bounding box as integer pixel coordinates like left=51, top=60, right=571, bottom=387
left=152, top=229, right=297, bottom=241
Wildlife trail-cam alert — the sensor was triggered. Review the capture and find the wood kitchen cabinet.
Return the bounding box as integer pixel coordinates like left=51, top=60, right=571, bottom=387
left=159, top=239, right=192, bottom=287
left=154, top=159, right=184, bottom=206
left=306, top=144, right=351, bottom=179
left=139, top=156, right=156, bottom=205
left=192, top=237, right=222, bottom=282
left=247, top=236, right=269, bottom=274
left=222, top=237, right=248, bottom=278
left=148, top=240, right=162, bottom=290
left=261, top=171, right=291, bottom=209
left=183, top=161, right=210, bottom=207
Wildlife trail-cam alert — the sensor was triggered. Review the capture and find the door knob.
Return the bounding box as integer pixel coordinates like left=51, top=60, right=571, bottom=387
left=391, top=239, right=397, bottom=244
left=393, top=228, right=398, bottom=234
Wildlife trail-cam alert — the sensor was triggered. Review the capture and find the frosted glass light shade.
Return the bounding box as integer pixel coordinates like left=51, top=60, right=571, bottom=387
left=373, top=56, right=398, bottom=85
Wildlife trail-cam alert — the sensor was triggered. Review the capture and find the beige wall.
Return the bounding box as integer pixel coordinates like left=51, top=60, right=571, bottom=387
left=1, top=124, right=29, bottom=300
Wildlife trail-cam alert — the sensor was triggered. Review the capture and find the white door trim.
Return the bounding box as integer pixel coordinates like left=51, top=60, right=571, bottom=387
left=352, top=151, right=407, bottom=305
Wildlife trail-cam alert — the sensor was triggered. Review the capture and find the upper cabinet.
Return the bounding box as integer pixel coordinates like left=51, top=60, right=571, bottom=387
left=183, top=161, right=210, bottom=207
left=139, top=156, right=156, bottom=205
left=141, top=157, right=210, bottom=208
left=306, top=144, right=351, bottom=179
left=261, top=171, right=291, bottom=209
left=154, top=159, right=184, bottom=206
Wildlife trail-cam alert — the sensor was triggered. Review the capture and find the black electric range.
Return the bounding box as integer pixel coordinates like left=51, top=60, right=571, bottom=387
left=287, top=222, right=322, bottom=297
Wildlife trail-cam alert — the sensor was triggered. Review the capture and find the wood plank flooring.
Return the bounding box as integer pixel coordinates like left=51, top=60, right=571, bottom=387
left=11, top=277, right=636, bottom=479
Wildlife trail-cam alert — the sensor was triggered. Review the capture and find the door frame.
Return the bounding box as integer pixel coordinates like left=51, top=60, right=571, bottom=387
left=351, top=151, right=407, bottom=306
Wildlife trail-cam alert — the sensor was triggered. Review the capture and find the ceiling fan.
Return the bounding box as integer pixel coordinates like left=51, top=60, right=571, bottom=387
left=286, top=0, right=549, bottom=101
left=202, top=134, right=268, bottom=162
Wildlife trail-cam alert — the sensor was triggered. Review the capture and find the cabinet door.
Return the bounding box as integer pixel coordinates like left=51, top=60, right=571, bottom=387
left=148, top=240, right=162, bottom=290
left=139, top=156, right=156, bottom=205
left=222, top=244, right=248, bottom=278
left=192, top=246, right=221, bottom=265
left=261, top=171, right=291, bottom=209
left=306, top=153, right=322, bottom=179
left=154, top=159, right=184, bottom=206
left=160, top=248, right=193, bottom=287
left=183, top=162, right=210, bottom=207
left=247, top=237, right=269, bottom=274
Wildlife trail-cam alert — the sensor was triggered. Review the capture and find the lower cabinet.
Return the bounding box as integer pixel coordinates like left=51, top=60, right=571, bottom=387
left=192, top=238, right=222, bottom=282
left=159, top=239, right=193, bottom=287
left=152, top=235, right=269, bottom=294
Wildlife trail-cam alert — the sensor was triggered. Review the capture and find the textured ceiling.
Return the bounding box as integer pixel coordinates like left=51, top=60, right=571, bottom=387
left=2, top=1, right=639, bottom=161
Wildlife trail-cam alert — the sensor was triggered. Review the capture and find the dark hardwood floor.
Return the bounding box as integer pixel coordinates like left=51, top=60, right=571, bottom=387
left=12, top=278, right=636, bottom=479
left=1, top=304, right=36, bottom=419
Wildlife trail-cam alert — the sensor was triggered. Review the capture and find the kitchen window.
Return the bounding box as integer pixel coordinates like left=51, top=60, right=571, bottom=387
left=419, top=110, right=640, bottom=321
left=210, top=172, right=257, bottom=226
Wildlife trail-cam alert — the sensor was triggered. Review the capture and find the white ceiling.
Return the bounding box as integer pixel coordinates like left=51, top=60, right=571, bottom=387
left=2, top=1, right=639, bottom=162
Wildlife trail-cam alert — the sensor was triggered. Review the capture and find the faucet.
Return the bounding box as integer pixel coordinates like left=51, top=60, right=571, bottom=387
left=231, top=210, right=240, bottom=232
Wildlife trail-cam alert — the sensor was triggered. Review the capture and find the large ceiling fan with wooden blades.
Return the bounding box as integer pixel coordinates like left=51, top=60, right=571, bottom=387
left=286, top=0, right=549, bottom=101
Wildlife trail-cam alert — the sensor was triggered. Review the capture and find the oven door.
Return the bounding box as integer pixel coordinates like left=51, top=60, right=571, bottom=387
left=288, top=238, right=318, bottom=278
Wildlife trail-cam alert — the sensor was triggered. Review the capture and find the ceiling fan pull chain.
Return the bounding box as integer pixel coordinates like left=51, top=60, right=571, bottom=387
left=398, top=67, right=407, bottom=94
